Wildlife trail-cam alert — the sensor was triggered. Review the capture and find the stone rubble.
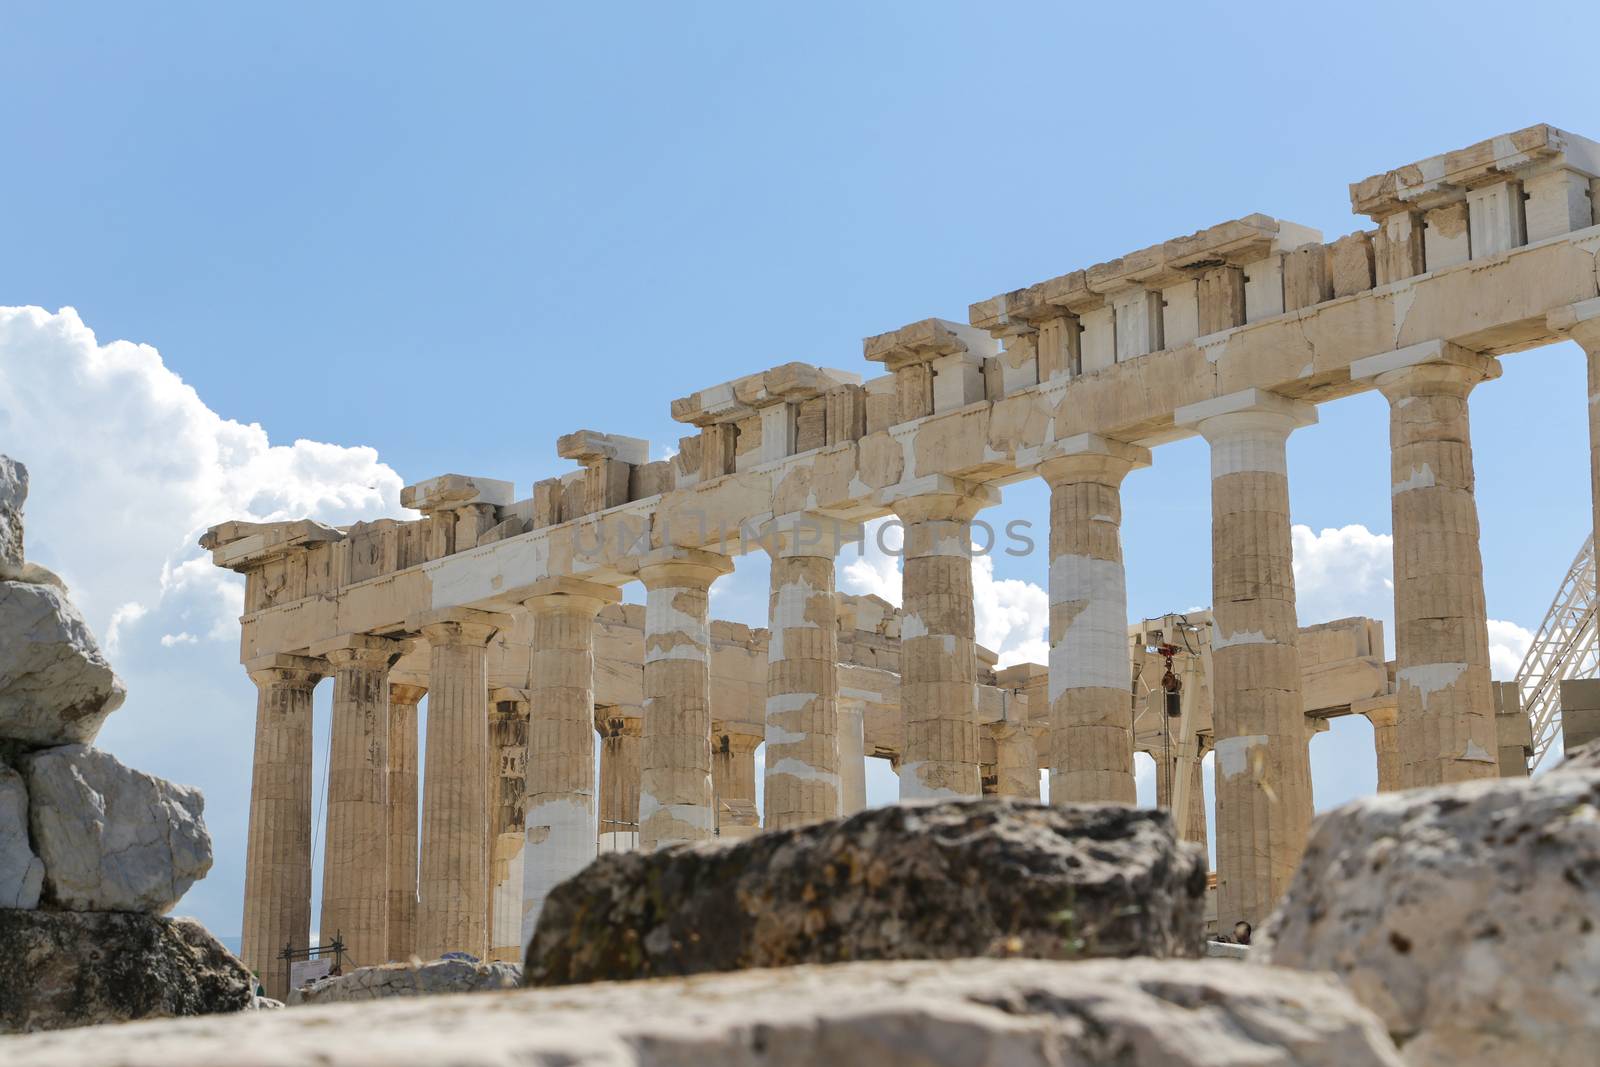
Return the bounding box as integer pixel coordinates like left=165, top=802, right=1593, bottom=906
left=1256, top=767, right=1600, bottom=1066
left=0, top=454, right=244, bottom=1033
left=288, top=958, right=522, bottom=1005
left=526, top=798, right=1207, bottom=986
left=0, top=957, right=1405, bottom=1066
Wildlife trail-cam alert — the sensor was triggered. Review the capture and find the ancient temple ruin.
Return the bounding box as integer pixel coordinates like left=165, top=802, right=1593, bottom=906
left=203, top=124, right=1600, bottom=1000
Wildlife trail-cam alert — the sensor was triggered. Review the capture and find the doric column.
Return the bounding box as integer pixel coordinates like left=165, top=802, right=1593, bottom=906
left=240, top=654, right=324, bottom=1001
left=1549, top=299, right=1600, bottom=547
left=1176, top=388, right=1317, bottom=930
left=596, top=706, right=641, bottom=852
left=1154, top=739, right=1211, bottom=849
left=520, top=578, right=619, bottom=949
left=891, top=480, right=997, bottom=799
left=408, top=607, right=505, bottom=960
left=836, top=695, right=868, bottom=815
left=712, top=729, right=761, bottom=839
left=1356, top=696, right=1402, bottom=792
left=988, top=720, right=1040, bottom=799
left=312, top=634, right=405, bottom=970
left=1037, top=435, right=1150, bottom=805
left=637, top=548, right=733, bottom=850
left=385, top=679, right=426, bottom=962
left=760, top=513, right=859, bottom=830
left=486, top=687, right=529, bottom=963
left=1354, top=342, right=1501, bottom=787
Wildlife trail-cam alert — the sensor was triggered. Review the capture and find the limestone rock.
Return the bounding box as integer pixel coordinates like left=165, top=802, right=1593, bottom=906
left=288, top=958, right=521, bottom=1005
left=527, top=798, right=1207, bottom=986
left=0, top=957, right=1405, bottom=1065
left=0, top=455, right=25, bottom=580
left=24, top=744, right=212, bottom=913
left=0, top=757, right=44, bottom=908
left=0, top=580, right=125, bottom=747
left=0, top=910, right=252, bottom=1033
left=1555, top=737, right=1600, bottom=772
left=1257, top=770, right=1600, bottom=1066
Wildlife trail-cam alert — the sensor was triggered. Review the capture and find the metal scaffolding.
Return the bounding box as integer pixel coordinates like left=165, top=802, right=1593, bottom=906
left=1514, top=534, right=1600, bottom=770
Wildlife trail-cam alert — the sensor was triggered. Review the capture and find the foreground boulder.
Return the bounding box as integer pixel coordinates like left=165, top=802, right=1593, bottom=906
left=1257, top=769, right=1600, bottom=1066
left=0, top=910, right=252, bottom=1033
left=289, top=958, right=521, bottom=1006
left=1555, top=737, right=1600, bottom=771
left=0, top=580, right=125, bottom=746
left=0, top=757, right=44, bottom=908
left=24, top=744, right=212, bottom=912
left=0, top=455, right=24, bottom=580
left=0, top=957, right=1404, bottom=1065
left=527, top=799, right=1206, bottom=985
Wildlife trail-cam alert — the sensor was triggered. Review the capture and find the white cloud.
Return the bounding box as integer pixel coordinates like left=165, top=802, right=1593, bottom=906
left=840, top=518, right=903, bottom=607
left=1292, top=524, right=1394, bottom=642
left=1487, top=618, right=1534, bottom=680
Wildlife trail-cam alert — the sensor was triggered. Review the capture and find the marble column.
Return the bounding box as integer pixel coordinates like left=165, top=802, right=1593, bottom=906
left=1154, top=741, right=1210, bottom=849
left=313, top=635, right=404, bottom=970
left=1038, top=436, right=1150, bottom=805
left=596, top=706, right=641, bottom=852
left=836, top=696, right=868, bottom=815
left=761, top=513, right=857, bottom=830
left=409, top=608, right=505, bottom=960
left=241, top=654, right=324, bottom=1001
left=520, top=578, right=618, bottom=948
left=1355, top=342, right=1501, bottom=787
left=486, top=687, right=529, bottom=963
left=1549, top=299, right=1600, bottom=548
left=1356, top=696, right=1402, bottom=793
left=712, top=728, right=761, bottom=839
left=385, top=680, right=426, bottom=963
left=1176, top=389, right=1317, bottom=930
left=988, top=720, right=1040, bottom=800
left=637, top=548, right=733, bottom=850
left=891, top=481, right=996, bottom=799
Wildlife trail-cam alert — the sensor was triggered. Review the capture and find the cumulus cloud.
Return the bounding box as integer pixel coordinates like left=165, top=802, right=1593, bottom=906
left=1487, top=618, right=1535, bottom=679
left=1291, top=524, right=1394, bottom=640
left=0, top=306, right=405, bottom=643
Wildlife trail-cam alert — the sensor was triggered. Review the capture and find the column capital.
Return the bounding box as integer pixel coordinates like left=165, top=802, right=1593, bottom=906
left=245, top=653, right=325, bottom=689
left=1354, top=694, right=1399, bottom=729
left=886, top=475, right=1000, bottom=524
left=1035, top=434, right=1152, bottom=488
left=389, top=681, right=428, bottom=706
left=309, top=633, right=410, bottom=669
left=406, top=606, right=509, bottom=647
left=757, top=511, right=865, bottom=559
left=714, top=727, right=763, bottom=756
left=596, top=705, right=642, bottom=735
left=1548, top=297, right=1600, bottom=352
left=636, top=546, right=734, bottom=590
left=1351, top=339, right=1501, bottom=397
left=1174, top=388, right=1318, bottom=439
left=490, top=686, right=530, bottom=707
left=515, top=576, right=623, bottom=615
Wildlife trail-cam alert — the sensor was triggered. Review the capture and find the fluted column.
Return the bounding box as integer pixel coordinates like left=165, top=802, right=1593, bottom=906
left=1176, top=388, right=1316, bottom=930
left=486, top=687, right=529, bottom=962
left=988, top=720, right=1040, bottom=799
left=409, top=607, right=505, bottom=960
left=712, top=729, right=761, bottom=839
left=1549, top=299, right=1600, bottom=547
left=313, top=635, right=404, bottom=970
left=596, top=707, right=641, bottom=852
left=760, top=513, right=859, bottom=829
left=837, top=696, right=868, bottom=815
left=520, top=578, right=619, bottom=948
left=1038, top=436, right=1150, bottom=805
left=1357, top=696, right=1402, bottom=792
left=891, top=481, right=997, bottom=799
left=638, top=548, right=733, bottom=850
left=241, top=654, right=324, bottom=1001
left=1355, top=342, right=1501, bottom=787
left=385, top=680, right=426, bottom=962
left=1154, top=740, right=1210, bottom=849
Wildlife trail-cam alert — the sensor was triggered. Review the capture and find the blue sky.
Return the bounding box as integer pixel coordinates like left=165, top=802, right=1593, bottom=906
left=2, top=2, right=1594, bottom=937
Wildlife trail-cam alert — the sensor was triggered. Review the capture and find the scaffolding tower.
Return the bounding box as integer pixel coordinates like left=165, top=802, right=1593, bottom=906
left=1513, top=534, right=1600, bottom=770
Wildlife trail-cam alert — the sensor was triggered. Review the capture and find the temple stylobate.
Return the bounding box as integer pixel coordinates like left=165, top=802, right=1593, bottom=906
left=205, top=124, right=1598, bottom=1001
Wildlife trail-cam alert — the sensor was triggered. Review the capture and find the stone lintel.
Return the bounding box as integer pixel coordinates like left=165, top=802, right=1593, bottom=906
left=1350, top=124, right=1600, bottom=220
left=200, top=519, right=343, bottom=572
left=556, top=431, right=650, bottom=467
left=489, top=686, right=530, bottom=706
left=244, top=652, right=326, bottom=681
left=875, top=474, right=1000, bottom=514
left=401, top=474, right=515, bottom=513
left=1548, top=297, right=1600, bottom=349
left=670, top=364, right=860, bottom=427
left=757, top=510, right=865, bottom=558
left=863, top=318, right=995, bottom=371
left=1173, top=388, right=1318, bottom=431
left=307, top=632, right=411, bottom=663
left=1349, top=339, right=1501, bottom=385
left=1352, top=694, right=1399, bottom=727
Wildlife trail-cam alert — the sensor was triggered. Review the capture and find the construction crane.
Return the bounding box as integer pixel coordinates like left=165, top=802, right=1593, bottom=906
left=1513, top=534, right=1600, bottom=770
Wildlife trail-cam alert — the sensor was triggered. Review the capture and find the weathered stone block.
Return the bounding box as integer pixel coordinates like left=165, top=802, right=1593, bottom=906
left=0, top=910, right=251, bottom=1033
left=0, top=455, right=24, bottom=580
left=526, top=798, right=1206, bottom=986
left=0, top=957, right=1405, bottom=1065
left=0, top=581, right=126, bottom=747
left=1330, top=232, right=1376, bottom=297
left=25, top=745, right=211, bottom=913
left=0, top=757, right=43, bottom=908
left=1258, top=769, right=1600, bottom=1066
left=288, top=958, right=521, bottom=1005
left=1283, top=244, right=1332, bottom=310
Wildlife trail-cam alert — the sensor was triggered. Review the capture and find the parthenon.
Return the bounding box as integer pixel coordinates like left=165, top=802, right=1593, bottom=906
left=203, top=123, right=1600, bottom=1002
